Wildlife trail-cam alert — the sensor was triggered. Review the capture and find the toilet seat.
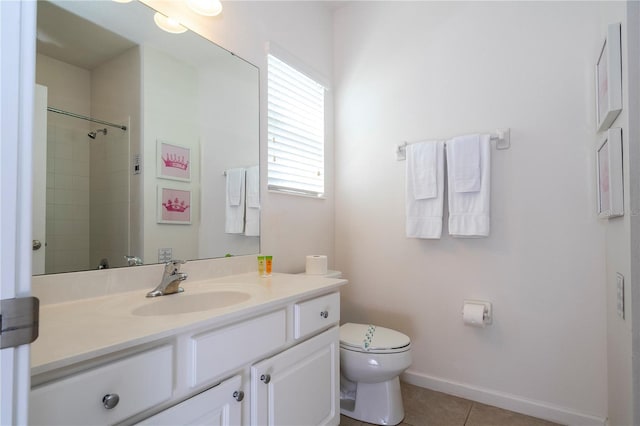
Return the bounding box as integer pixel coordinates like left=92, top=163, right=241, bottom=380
left=340, top=323, right=411, bottom=354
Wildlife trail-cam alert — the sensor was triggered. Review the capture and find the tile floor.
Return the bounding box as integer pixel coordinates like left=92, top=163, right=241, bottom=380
left=340, top=382, right=562, bottom=426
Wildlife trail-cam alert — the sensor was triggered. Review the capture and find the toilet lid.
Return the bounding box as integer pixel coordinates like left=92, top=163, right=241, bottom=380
left=340, top=323, right=410, bottom=353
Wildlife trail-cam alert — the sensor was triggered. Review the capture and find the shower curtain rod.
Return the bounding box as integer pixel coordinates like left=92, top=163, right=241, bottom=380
left=47, top=107, right=128, bottom=131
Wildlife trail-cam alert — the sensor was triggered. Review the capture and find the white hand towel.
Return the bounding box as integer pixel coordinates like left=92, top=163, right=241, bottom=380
left=245, top=165, right=260, bottom=237
left=227, top=168, right=244, bottom=206
left=450, top=134, right=481, bottom=193
left=446, top=134, right=491, bottom=237
left=406, top=141, right=445, bottom=239
left=407, top=141, right=437, bottom=199
left=225, top=168, right=245, bottom=234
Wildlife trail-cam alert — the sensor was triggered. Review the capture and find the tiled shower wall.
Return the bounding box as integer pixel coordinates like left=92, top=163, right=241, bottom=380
left=37, top=53, right=91, bottom=273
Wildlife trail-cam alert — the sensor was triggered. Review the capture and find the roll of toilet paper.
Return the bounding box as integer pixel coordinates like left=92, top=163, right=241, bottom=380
left=305, top=255, right=328, bottom=275
left=463, top=303, right=486, bottom=328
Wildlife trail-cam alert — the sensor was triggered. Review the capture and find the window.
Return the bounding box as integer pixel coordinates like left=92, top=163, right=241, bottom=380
left=267, top=54, right=325, bottom=197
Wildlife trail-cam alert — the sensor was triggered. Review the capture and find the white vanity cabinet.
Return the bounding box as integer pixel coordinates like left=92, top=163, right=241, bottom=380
left=251, top=326, right=340, bottom=426
left=136, top=375, right=243, bottom=426
left=30, top=274, right=344, bottom=426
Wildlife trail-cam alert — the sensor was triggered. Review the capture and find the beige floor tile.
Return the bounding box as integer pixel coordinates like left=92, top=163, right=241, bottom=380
left=340, top=414, right=365, bottom=425
left=340, top=383, right=560, bottom=426
left=401, top=382, right=472, bottom=426
left=465, top=403, right=562, bottom=426
left=340, top=414, right=413, bottom=426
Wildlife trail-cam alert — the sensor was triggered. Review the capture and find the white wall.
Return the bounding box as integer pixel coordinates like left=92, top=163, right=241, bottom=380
left=333, top=2, right=624, bottom=424
left=198, top=57, right=260, bottom=259
left=142, top=45, right=200, bottom=264
left=145, top=0, right=336, bottom=273
left=607, top=3, right=637, bottom=425
left=627, top=4, right=640, bottom=424
left=90, top=46, right=140, bottom=269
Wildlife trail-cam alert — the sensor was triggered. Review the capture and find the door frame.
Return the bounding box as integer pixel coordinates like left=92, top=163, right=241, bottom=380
left=0, top=0, right=37, bottom=424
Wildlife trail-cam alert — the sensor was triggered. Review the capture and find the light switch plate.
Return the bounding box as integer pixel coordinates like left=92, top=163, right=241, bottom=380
left=616, top=272, right=625, bottom=319
left=158, top=248, right=172, bottom=263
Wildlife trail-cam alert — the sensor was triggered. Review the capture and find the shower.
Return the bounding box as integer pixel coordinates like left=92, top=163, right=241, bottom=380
left=88, top=128, right=108, bottom=139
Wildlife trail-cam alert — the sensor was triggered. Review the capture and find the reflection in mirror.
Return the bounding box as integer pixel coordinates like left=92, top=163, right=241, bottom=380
left=33, top=0, right=260, bottom=275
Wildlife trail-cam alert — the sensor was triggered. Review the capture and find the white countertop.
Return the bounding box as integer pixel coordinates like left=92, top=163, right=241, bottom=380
left=32, top=272, right=346, bottom=376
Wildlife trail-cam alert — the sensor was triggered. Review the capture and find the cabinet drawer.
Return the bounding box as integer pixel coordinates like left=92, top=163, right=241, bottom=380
left=191, top=309, right=286, bottom=387
left=294, top=292, right=340, bottom=339
left=30, top=345, right=173, bottom=426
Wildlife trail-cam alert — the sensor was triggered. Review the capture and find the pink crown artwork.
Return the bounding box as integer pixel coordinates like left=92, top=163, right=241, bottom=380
left=162, top=197, right=190, bottom=213
left=162, top=153, right=189, bottom=171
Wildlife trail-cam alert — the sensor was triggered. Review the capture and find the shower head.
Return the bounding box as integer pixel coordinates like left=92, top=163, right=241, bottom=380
left=88, top=128, right=108, bottom=139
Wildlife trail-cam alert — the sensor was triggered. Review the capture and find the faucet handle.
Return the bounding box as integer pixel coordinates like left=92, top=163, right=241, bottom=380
left=164, top=259, right=186, bottom=274
left=124, top=255, right=143, bottom=266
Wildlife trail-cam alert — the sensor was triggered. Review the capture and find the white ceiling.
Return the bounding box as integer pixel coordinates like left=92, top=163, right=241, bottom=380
left=37, top=1, right=137, bottom=70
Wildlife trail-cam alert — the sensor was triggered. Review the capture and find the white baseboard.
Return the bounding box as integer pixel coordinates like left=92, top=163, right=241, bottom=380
left=401, top=370, right=606, bottom=426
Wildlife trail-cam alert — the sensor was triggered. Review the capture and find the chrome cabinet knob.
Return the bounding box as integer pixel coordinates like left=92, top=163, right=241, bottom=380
left=32, top=240, right=42, bottom=251
left=320, top=310, right=329, bottom=319
left=233, top=390, right=244, bottom=402
left=260, top=374, right=271, bottom=384
left=102, top=393, right=120, bottom=409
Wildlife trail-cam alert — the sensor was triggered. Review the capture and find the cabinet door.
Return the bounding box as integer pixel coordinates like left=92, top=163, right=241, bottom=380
left=251, top=326, right=339, bottom=426
left=137, top=375, right=243, bottom=426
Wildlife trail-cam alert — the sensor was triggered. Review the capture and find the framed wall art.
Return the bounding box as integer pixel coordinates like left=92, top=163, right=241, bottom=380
left=157, top=186, right=192, bottom=224
left=595, top=22, right=622, bottom=132
left=596, top=127, right=623, bottom=219
left=157, top=140, right=191, bottom=181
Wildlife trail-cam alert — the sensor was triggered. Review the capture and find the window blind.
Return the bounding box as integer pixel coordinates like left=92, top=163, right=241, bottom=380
left=267, top=54, right=325, bottom=197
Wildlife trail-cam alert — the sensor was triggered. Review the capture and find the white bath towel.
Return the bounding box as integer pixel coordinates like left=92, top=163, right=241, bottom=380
left=245, top=165, right=260, bottom=237
left=450, top=134, right=481, bottom=193
left=225, top=168, right=245, bottom=234
left=446, top=134, right=491, bottom=237
left=406, top=141, right=445, bottom=239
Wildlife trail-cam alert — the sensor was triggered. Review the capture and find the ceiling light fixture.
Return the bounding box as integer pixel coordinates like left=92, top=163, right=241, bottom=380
left=186, top=0, right=222, bottom=17
left=153, top=12, right=188, bottom=34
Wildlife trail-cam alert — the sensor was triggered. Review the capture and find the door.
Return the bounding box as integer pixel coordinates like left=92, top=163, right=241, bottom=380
left=0, top=0, right=37, bottom=424
left=251, top=327, right=339, bottom=426
left=32, top=84, right=47, bottom=275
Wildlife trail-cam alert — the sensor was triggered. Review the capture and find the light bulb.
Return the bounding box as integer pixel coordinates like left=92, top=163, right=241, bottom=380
left=186, top=0, right=222, bottom=16
left=153, top=12, right=187, bottom=34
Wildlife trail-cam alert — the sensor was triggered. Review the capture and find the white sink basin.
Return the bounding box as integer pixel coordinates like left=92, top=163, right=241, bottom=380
left=132, top=291, right=251, bottom=316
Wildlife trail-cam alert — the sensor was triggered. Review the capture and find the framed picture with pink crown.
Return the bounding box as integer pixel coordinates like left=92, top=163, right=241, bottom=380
left=157, top=186, right=192, bottom=224
left=157, top=140, right=191, bottom=182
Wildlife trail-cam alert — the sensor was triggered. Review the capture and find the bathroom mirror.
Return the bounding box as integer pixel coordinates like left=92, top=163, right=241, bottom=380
left=33, top=0, right=260, bottom=275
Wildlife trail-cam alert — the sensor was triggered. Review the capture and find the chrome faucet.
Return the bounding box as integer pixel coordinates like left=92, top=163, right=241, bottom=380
left=146, top=260, right=188, bottom=298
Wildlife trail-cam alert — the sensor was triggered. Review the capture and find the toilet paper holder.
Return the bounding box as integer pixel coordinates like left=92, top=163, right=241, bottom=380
left=463, top=300, right=492, bottom=325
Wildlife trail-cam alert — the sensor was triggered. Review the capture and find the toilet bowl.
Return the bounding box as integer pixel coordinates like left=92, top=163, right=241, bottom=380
left=339, top=323, right=412, bottom=425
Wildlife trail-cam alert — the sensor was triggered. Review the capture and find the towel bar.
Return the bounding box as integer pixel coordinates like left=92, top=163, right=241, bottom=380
left=396, top=128, right=510, bottom=161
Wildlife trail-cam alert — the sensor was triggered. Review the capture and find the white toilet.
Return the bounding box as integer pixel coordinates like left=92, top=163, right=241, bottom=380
left=339, top=323, right=412, bottom=425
